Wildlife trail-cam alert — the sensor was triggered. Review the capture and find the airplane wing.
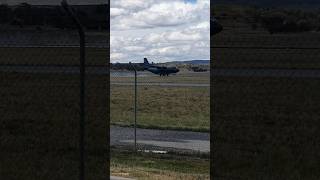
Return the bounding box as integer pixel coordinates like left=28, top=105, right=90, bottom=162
left=156, top=66, right=167, bottom=70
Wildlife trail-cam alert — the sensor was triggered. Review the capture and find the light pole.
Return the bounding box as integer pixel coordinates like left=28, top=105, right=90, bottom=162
left=61, top=1, right=86, bottom=180
left=129, top=62, right=137, bottom=152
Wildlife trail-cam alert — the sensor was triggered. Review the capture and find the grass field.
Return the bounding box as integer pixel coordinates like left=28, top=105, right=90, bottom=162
left=111, top=84, right=210, bottom=132
left=213, top=76, right=320, bottom=179
left=1, top=72, right=108, bottom=179
left=111, top=149, right=210, bottom=180
left=111, top=71, right=210, bottom=84
left=211, top=4, right=320, bottom=179
left=212, top=5, right=320, bottom=69
left=111, top=71, right=210, bottom=132
left=111, top=85, right=210, bottom=132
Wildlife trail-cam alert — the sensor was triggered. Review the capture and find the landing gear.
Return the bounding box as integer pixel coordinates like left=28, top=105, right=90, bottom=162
left=159, top=73, right=169, bottom=76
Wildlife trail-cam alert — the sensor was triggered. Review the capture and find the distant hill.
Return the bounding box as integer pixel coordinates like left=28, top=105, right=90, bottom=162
left=167, top=60, right=210, bottom=65
left=213, top=0, right=320, bottom=8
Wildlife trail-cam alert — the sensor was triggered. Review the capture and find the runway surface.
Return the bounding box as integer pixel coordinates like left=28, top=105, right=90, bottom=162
left=0, top=65, right=108, bottom=74
left=111, top=126, right=210, bottom=153
left=111, top=82, right=209, bottom=87
left=212, top=68, right=320, bottom=78
left=2, top=65, right=320, bottom=78
left=110, top=176, right=134, bottom=180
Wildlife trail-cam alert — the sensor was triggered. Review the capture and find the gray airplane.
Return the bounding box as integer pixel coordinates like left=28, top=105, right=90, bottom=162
left=143, top=58, right=179, bottom=76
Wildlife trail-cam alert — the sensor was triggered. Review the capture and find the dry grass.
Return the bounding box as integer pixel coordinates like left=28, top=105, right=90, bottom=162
left=111, top=84, right=210, bottom=132
left=212, top=5, right=320, bottom=69
left=111, top=71, right=210, bottom=84
left=111, top=150, right=209, bottom=180
left=212, top=77, right=320, bottom=179
left=0, top=72, right=108, bottom=179
left=111, top=166, right=209, bottom=180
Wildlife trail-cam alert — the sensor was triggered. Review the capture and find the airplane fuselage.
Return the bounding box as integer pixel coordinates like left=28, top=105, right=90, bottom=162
left=143, top=58, right=179, bottom=76
left=146, top=67, right=179, bottom=76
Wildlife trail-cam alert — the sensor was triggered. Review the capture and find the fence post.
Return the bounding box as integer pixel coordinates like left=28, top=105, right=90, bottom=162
left=61, top=1, right=86, bottom=180
left=129, top=62, right=137, bottom=152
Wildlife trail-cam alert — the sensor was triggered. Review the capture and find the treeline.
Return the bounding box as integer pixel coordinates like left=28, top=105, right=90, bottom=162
left=214, top=0, right=320, bottom=8
left=0, top=3, right=108, bottom=30
left=245, top=7, right=320, bottom=33
left=213, top=5, right=320, bottom=34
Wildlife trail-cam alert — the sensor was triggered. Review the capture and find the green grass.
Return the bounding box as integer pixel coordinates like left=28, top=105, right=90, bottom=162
left=111, top=84, right=210, bottom=132
left=111, top=149, right=210, bottom=180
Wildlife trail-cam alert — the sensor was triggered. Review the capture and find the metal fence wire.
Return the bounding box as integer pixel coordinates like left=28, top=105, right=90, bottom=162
left=212, top=4, right=320, bottom=180
left=0, top=2, right=108, bottom=180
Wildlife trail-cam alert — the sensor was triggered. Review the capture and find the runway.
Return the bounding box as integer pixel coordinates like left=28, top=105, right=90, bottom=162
left=0, top=65, right=108, bottom=74
left=2, top=65, right=320, bottom=78
left=111, top=126, right=210, bottom=153
left=110, top=176, right=135, bottom=180
left=212, top=68, right=320, bottom=78
left=111, top=82, right=209, bottom=87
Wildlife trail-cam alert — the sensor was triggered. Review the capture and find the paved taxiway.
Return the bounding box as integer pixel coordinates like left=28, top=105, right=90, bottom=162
left=111, top=126, right=210, bottom=153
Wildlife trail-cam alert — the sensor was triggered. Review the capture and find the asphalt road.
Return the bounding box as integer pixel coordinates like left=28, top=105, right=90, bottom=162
left=110, top=176, right=135, bottom=180
left=111, top=126, right=210, bottom=153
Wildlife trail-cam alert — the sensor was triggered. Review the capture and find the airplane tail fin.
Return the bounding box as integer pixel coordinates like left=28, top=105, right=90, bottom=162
left=143, top=58, right=151, bottom=68
left=144, top=58, right=149, bottom=65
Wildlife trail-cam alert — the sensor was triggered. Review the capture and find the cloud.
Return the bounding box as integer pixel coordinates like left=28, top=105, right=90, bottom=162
left=111, top=0, right=156, bottom=10
left=123, top=46, right=147, bottom=52
left=111, top=0, right=208, bottom=30
left=110, top=8, right=128, bottom=18
left=110, top=52, right=127, bottom=62
left=111, top=0, right=210, bottom=63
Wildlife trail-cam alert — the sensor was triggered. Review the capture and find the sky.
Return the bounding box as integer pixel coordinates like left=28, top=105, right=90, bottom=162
left=110, top=0, right=210, bottom=63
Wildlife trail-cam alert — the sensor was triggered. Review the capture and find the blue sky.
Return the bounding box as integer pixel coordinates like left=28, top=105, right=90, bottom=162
left=185, top=0, right=197, bottom=3
left=110, top=0, right=210, bottom=63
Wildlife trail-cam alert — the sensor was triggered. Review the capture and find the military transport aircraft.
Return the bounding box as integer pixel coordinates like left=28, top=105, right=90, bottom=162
left=143, top=58, right=179, bottom=76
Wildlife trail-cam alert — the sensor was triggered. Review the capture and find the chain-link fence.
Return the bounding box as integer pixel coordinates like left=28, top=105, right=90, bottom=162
left=212, top=3, right=320, bottom=180
left=0, top=2, right=108, bottom=180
